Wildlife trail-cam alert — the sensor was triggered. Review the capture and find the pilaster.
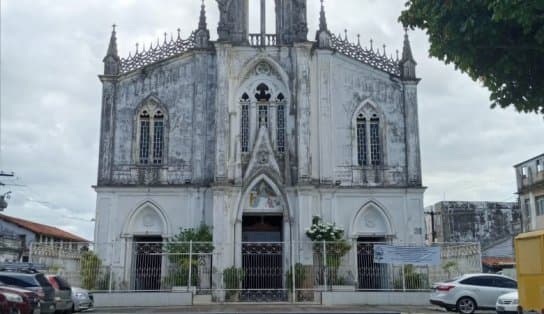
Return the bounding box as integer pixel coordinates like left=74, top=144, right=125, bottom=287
left=403, top=81, right=422, bottom=186
left=293, top=43, right=313, bottom=182
left=97, top=76, right=117, bottom=185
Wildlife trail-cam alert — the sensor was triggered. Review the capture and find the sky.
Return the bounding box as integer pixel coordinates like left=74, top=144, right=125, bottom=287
left=0, top=0, right=542, bottom=241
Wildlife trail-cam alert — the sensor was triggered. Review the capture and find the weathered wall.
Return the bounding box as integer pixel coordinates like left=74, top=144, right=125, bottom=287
left=325, top=54, right=411, bottom=187
left=426, top=201, right=521, bottom=248
left=99, top=52, right=216, bottom=186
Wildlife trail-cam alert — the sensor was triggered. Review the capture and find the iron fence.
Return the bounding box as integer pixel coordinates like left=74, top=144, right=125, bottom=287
left=27, top=240, right=482, bottom=301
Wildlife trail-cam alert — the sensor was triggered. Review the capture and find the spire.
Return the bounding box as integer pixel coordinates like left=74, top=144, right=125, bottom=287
left=103, top=24, right=120, bottom=76
left=198, top=0, right=207, bottom=31
left=401, top=28, right=415, bottom=63
left=315, top=0, right=332, bottom=48
left=319, top=0, right=328, bottom=31
left=400, top=28, right=417, bottom=80
left=195, top=0, right=210, bottom=49
left=106, top=24, right=118, bottom=58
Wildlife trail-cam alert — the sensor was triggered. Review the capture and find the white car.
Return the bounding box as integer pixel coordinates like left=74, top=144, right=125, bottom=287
left=496, top=291, right=518, bottom=314
left=71, top=287, right=93, bottom=312
left=430, top=273, right=517, bottom=314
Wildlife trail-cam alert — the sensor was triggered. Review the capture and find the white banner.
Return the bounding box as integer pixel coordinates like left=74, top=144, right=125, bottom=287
left=373, top=245, right=441, bottom=266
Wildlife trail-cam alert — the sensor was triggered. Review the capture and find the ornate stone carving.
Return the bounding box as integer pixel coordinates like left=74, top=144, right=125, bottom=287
left=245, top=127, right=281, bottom=181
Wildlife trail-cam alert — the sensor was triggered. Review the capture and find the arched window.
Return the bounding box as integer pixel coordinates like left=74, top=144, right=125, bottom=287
left=238, top=62, right=289, bottom=156
left=139, top=110, right=151, bottom=164
left=152, top=110, right=164, bottom=164
left=369, top=115, right=380, bottom=166
left=356, top=113, right=367, bottom=166
left=276, top=93, right=286, bottom=153
left=241, top=93, right=250, bottom=153
left=137, top=101, right=167, bottom=165
left=355, top=106, right=382, bottom=167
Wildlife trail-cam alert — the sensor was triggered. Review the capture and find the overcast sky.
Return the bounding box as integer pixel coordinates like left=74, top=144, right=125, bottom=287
left=0, top=0, right=542, bottom=241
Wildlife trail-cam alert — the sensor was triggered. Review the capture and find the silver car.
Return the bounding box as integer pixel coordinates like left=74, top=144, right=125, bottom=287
left=71, top=287, right=93, bottom=312
left=430, top=273, right=517, bottom=314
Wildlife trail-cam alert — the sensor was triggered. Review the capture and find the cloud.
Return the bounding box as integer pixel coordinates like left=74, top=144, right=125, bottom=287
left=0, top=0, right=542, bottom=241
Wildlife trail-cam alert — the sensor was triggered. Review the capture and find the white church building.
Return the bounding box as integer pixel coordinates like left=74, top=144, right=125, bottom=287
left=94, top=0, right=425, bottom=296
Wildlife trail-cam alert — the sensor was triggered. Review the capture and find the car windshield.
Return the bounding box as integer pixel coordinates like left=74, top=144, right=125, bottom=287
left=35, top=274, right=53, bottom=287
left=54, top=276, right=71, bottom=290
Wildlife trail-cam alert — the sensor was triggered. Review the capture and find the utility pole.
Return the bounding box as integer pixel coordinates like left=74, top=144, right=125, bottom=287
left=424, top=209, right=439, bottom=243
left=0, top=171, right=15, bottom=211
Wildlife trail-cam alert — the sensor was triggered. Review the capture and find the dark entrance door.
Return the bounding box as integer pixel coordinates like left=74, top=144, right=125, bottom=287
left=133, top=236, right=162, bottom=291
left=357, top=237, right=387, bottom=290
left=241, top=215, right=285, bottom=301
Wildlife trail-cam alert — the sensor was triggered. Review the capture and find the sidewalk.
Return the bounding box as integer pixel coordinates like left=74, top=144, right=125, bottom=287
left=92, top=304, right=458, bottom=314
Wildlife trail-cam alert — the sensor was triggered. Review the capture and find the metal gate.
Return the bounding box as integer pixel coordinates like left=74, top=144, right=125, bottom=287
left=357, top=241, right=388, bottom=290
left=240, top=242, right=286, bottom=302
left=132, top=241, right=162, bottom=291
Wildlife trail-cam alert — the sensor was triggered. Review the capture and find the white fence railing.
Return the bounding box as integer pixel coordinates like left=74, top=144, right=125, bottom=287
left=28, top=241, right=481, bottom=301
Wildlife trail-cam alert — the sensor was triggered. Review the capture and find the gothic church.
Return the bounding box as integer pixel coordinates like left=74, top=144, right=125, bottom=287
left=94, top=0, right=425, bottom=292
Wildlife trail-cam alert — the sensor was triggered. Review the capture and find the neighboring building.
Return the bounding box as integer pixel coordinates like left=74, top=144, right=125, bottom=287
left=515, top=153, right=544, bottom=231
left=0, top=213, right=88, bottom=262
left=94, top=0, right=425, bottom=293
left=425, top=201, right=521, bottom=252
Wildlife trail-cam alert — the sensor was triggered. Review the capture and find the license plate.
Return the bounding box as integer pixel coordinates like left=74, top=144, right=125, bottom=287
left=497, top=306, right=505, bottom=311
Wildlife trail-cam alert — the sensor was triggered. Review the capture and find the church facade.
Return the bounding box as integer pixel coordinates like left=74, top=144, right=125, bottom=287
left=94, top=0, right=425, bottom=293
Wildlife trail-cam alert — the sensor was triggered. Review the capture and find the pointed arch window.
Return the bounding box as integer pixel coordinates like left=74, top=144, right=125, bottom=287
left=241, top=93, right=250, bottom=153
left=276, top=93, right=286, bottom=153
left=152, top=111, right=164, bottom=164
left=238, top=75, right=289, bottom=155
left=356, top=114, right=367, bottom=166
left=137, top=102, right=167, bottom=165
left=139, top=110, right=151, bottom=164
left=370, top=116, right=380, bottom=166
left=356, top=110, right=381, bottom=166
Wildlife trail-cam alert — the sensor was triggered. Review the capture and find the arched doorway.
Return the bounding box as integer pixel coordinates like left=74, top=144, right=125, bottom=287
left=236, top=178, right=289, bottom=301
left=351, top=201, right=393, bottom=290
left=124, top=202, right=169, bottom=291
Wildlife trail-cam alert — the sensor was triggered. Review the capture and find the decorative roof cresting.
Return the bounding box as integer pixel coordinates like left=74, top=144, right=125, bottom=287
left=330, top=30, right=401, bottom=77
left=119, top=30, right=197, bottom=74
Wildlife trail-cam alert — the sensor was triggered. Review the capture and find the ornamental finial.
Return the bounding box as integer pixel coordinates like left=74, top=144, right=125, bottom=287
left=103, top=24, right=120, bottom=75
left=400, top=28, right=417, bottom=80
left=105, top=24, right=118, bottom=58
left=198, top=0, right=207, bottom=30
left=401, top=28, right=415, bottom=63
left=319, top=0, right=328, bottom=31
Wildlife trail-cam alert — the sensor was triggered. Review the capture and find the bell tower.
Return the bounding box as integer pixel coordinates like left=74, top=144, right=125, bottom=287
left=216, top=0, right=307, bottom=45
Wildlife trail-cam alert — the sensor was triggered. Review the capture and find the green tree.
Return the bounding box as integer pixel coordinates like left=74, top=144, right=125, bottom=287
left=80, top=251, right=102, bottom=290
left=399, top=0, right=544, bottom=114
left=162, top=225, right=213, bottom=288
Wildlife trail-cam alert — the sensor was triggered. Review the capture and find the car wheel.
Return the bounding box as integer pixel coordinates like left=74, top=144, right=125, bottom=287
left=457, top=297, right=476, bottom=314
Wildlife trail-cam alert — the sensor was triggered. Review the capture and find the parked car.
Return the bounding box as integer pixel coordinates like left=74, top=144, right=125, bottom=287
left=0, top=291, right=26, bottom=314
left=0, top=270, right=56, bottom=313
left=496, top=291, right=519, bottom=314
left=430, top=273, right=518, bottom=314
left=71, top=287, right=93, bottom=312
left=0, top=280, right=41, bottom=314
left=46, top=275, right=74, bottom=313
